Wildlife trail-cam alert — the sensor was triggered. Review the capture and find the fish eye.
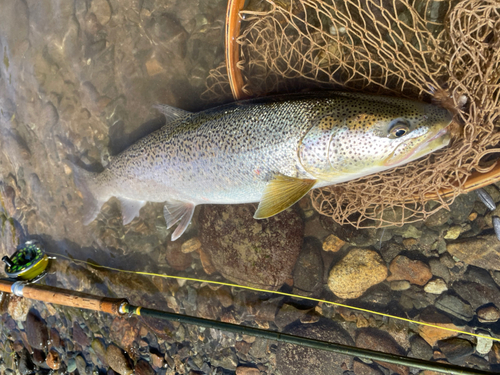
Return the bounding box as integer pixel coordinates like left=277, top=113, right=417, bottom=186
left=388, top=120, right=410, bottom=139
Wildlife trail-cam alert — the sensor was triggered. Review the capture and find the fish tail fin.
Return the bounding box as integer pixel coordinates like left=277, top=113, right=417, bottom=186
left=66, top=160, right=105, bottom=225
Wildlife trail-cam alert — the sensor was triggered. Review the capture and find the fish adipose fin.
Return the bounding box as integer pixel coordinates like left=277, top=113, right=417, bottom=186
left=154, top=105, right=191, bottom=123
left=254, top=175, right=317, bottom=219
left=66, top=160, right=105, bottom=225
left=164, top=201, right=195, bottom=241
left=118, top=198, right=146, bottom=225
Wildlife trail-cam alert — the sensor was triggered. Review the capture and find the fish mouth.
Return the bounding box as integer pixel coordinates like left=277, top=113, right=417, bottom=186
left=383, top=126, right=451, bottom=167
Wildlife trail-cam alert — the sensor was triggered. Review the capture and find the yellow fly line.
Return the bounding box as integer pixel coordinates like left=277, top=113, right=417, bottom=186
left=48, top=252, right=499, bottom=343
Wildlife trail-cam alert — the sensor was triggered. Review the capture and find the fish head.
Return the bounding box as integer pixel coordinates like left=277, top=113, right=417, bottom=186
left=299, top=96, right=452, bottom=181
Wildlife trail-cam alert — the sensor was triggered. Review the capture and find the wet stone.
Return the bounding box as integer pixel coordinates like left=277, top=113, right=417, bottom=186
left=476, top=333, right=494, bottom=355
left=386, top=255, right=432, bottom=286
left=7, top=296, right=31, bottom=321
left=435, top=294, right=473, bottom=322
left=275, top=304, right=305, bottom=331
left=477, top=305, right=500, bottom=323
left=390, top=280, right=411, bottom=291
left=236, top=366, right=261, bottom=375
left=73, top=321, right=91, bottom=347
left=19, top=348, right=34, bottom=375
left=199, top=205, right=304, bottom=290
left=429, top=258, right=451, bottom=283
left=135, top=359, right=155, bottom=375
left=106, top=344, right=133, bottom=375
left=211, top=347, right=238, bottom=370
left=447, top=234, right=500, bottom=270
left=322, top=234, right=345, bottom=252
left=165, top=241, right=193, bottom=271
left=25, top=310, right=49, bottom=350
left=353, top=359, right=384, bottom=375
left=410, top=335, right=433, bottom=360
left=452, top=279, right=500, bottom=311
left=75, top=355, right=88, bottom=375
left=91, top=338, right=108, bottom=367
left=327, top=248, right=387, bottom=299
left=276, top=319, right=354, bottom=375
left=46, top=348, right=61, bottom=370
left=424, top=278, right=448, bottom=294
left=437, top=337, right=474, bottom=364
left=292, top=237, right=324, bottom=295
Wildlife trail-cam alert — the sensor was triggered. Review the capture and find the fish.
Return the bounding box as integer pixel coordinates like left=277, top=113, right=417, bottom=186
left=69, top=91, right=452, bottom=241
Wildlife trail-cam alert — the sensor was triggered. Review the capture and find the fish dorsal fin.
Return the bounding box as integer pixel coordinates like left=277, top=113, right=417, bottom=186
left=118, top=198, right=146, bottom=225
left=154, top=104, right=191, bottom=124
left=164, top=201, right=195, bottom=241
left=254, top=175, right=317, bottom=219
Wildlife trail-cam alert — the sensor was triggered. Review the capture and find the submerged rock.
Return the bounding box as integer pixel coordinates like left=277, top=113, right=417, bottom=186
left=199, top=204, right=303, bottom=290
left=292, top=237, right=324, bottom=296
left=447, top=235, right=500, bottom=270
left=386, top=255, right=432, bottom=286
left=25, top=310, right=48, bottom=350
left=276, top=319, right=354, bottom=375
left=327, top=248, right=387, bottom=299
left=106, top=344, right=133, bottom=375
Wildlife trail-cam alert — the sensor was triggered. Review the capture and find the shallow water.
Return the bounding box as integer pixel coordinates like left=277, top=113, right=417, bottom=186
left=1, top=0, right=500, bottom=374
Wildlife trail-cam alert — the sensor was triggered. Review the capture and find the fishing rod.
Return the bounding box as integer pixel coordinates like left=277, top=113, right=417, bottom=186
left=0, top=241, right=493, bottom=375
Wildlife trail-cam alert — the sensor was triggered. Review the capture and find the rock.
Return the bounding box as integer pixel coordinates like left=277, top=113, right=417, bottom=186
left=424, top=279, right=448, bottom=294
left=91, top=338, right=108, bottom=367
left=197, top=286, right=220, bottom=320
left=379, top=242, right=404, bottom=263
left=424, top=208, right=451, bottom=227
left=390, top=280, right=411, bottom=291
left=444, top=225, right=462, bottom=240
left=418, top=307, right=460, bottom=346
left=452, top=280, right=500, bottom=311
left=476, top=333, right=493, bottom=355
left=199, top=205, right=303, bottom=290
left=447, top=235, right=500, bottom=270
left=90, top=0, right=111, bottom=25
left=292, top=237, right=323, bottom=295
left=428, top=258, right=451, bottom=283
left=18, top=348, right=34, bottom=375
left=151, top=353, right=164, bottom=369
left=437, top=338, right=473, bottom=364
left=435, top=293, right=473, bottom=321
left=7, top=296, right=31, bottom=321
left=353, top=359, right=383, bottom=375
left=25, top=310, right=49, bottom=350
left=110, top=316, right=140, bottom=350
left=357, top=283, right=393, bottom=306
left=211, top=347, right=238, bottom=370
left=386, top=256, right=432, bottom=286
left=356, top=328, right=408, bottom=375
left=135, top=359, right=155, bottom=375
left=46, top=348, right=61, bottom=370
left=327, top=248, right=387, bottom=299
left=144, top=13, right=188, bottom=58
left=275, top=304, right=305, bottom=330
left=236, top=366, right=261, bottom=375
left=409, top=335, right=433, bottom=360
left=477, top=305, right=500, bottom=323
left=106, top=344, right=133, bottom=375
left=276, top=319, right=354, bottom=375
left=67, top=357, right=77, bottom=373
left=75, top=355, right=88, bottom=375
left=449, top=193, right=476, bottom=224
left=181, top=237, right=201, bottom=253
left=322, top=234, right=345, bottom=252
left=73, top=321, right=91, bottom=347
left=165, top=241, right=193, bottom=271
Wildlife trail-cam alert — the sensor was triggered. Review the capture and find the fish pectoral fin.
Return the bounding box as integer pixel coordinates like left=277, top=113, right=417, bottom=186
left=164, top=201, right=195, bottom=241
left=118, top=198, right=146, bottom=225
left=254, top=175, right=317, bottom=219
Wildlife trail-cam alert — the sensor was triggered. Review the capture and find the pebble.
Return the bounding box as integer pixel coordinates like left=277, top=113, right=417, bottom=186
left=46, top=348, right=61, bottom=370
left=181, top=237, right=201, bottom=253
left=437, top=337, right=474, bottom=364
left=435, top=293, right=474, bottom=321
left=477, top=305, right=500, bottom=323
left=428, top=257, right=451, bottom=283
left=25, top=310, right=49, bottom=350
left=106, top=344, right=133, bottom=375
left=418, top=308, right=459, bottom=346
left=353, top=359, right=383, bottom=375
left=135, top=359, right=155, bottom=375
left=476, top=333, right=493, bottom=355
left=165, top=241, right=193, bottom=271
left=236, top=366, right=261, bottom=375
left=447, top=234, right=500, bottom=270
left=386, top=255, right=432, bottom=286
left=356, top=328, right=408, bottom=375
left=73, top=321, right=91, bottom=347
left=67, top=357, right=77, bottom=373
left=410, top=335, right=433, bottom=360
left=322, top=234, right=345, bottom=252
left=424, top=278, right=448, bottom=294
left=7, top=296, right=31, bottom=321
left=327, top=248, right=388, bottom=299
left=292, top=237, right=324, bottom=295
left=390, top=280, right=411, bottom=291
left=75, top=355, right=88, bottom=375
left=444, top=225, right=462, bottom=240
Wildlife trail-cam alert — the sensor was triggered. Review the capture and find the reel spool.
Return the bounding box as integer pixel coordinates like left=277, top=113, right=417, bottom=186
left=2, top=240, right=49, bottom=282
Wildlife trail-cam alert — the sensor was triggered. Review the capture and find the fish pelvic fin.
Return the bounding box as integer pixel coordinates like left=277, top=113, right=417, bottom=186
left=254, top=175, right=317, bottom=219
left=164, top=201, right=195, bottom=241
left=154, top=105, right=191, bottom=124
left=118, top=197, right=146, bottom=225
left=66, top=160, right=105, bottom=225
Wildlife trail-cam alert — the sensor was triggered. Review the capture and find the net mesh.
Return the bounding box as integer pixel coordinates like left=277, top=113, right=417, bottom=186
left=204, top=0, right=500, bottom=227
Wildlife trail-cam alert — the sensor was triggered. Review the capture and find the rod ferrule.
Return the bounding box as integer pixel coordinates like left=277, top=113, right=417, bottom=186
left=11, top=281, right=25, bottom=296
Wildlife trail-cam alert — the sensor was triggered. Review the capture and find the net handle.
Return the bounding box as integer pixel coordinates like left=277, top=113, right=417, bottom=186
left=225, top=0, right=247, bottom=100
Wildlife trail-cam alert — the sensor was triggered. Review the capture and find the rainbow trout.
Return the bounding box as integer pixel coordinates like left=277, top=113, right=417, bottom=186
left=70, top=92, right=452, bottom=240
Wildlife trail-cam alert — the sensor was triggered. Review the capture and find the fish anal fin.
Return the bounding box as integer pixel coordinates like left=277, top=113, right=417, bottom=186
left=254, top=175, right=317, bottom=219
left=164, top=201, right=195, bottom=241
left=118, top=198, right=146, bottom=225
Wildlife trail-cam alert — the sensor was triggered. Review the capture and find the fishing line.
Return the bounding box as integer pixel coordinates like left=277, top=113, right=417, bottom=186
left=47, top=252, right=500, bottom=343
